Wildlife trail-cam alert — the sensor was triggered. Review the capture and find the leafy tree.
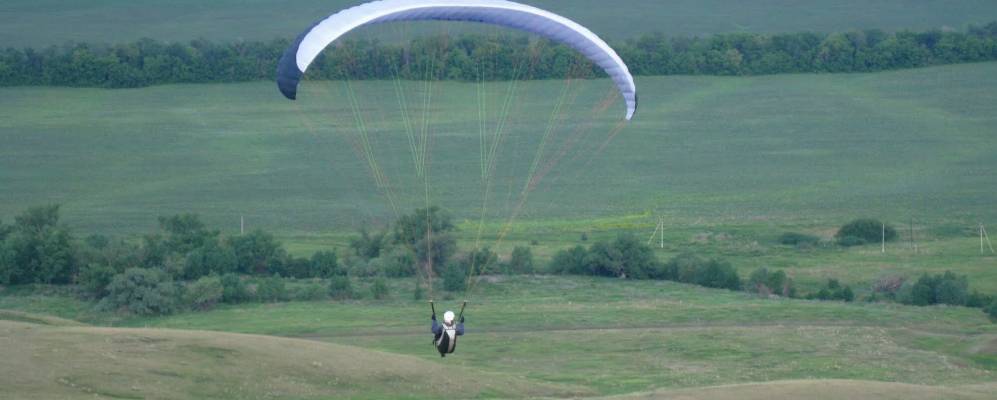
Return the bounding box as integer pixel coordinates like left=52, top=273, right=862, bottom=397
left=99, top=268, right=178, bottom=315
left=310, top=250, right=341, bottom=278
left=900, top=271, right=970, bottom=306
left=442, top=261, right=468, bottom=292
left=548, top=245, right=588, bottom=275
left=508, top=246, right=534, bottom=274
left=158, top=214, right=217, bottom=254
left=349, top=229, right=386, bottom=259
left=417, top=233, right=457, bottom=275
left=461, top=247, right=500, bottom=275
left=182, top=239, right=237, bottom=280
left=394, top=206, right=455, bottom=248
left=77, top=263, right=117, bottom=298
left=230, top=230, right=286, bottom=275
left=0, top=205, right=77, bottom=284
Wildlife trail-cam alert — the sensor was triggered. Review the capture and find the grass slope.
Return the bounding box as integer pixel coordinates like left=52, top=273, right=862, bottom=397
left=2, top=63, right=996, bottom=236
left=3, top=1, right=997, bottom=47
left=121, top=276, right=997, bottom=396
left=0, top=317, right=587, bottom=399
left=605, top=380, right=997, bottom=400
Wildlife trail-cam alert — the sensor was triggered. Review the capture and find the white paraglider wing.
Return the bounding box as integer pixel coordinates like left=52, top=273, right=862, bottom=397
left=276, top=0, right=637, bottom=120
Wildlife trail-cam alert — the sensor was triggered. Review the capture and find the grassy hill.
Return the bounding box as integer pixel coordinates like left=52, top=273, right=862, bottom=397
left=2, top=63, right=996, bottom=234
left=0, top=316, right=588, bottom=399
left=2, top=0, right=997, bottom=47
left=606, top=380, right=997, bottom=400
left=15, top=275, right=989, bottom=398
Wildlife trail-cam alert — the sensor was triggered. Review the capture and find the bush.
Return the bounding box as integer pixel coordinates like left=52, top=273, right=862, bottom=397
left=328, top=276, right=353, bottom=300
left=985, top=300, right=997, bottom=322
left=807, top=279, right=854, bottom=302
left=290, top=283, right=328, bottom=301
left=349, top=229, right=386, bottom=260
left=661, top=253, right=742, bottom=291
left=747, top=267, right=796, bottom=297
left=548, top=245, right=588, bottom=275
left=872, top=275, right=906, bottom=298
left=548, top=234, right=660, bottom=279
left=99, top=268, right=178, bottom=315
left=461, top=247, right=500, bottom=275
left=183, top=276, right=223, bottom=311
left=77, top=263, right=117, bottom=298
left=0, top=205, right=78, bottom=284
left=967, top=291, right=993, bottom=308
left=256, top=275, right=287, bottom=303
left=508, top=246, right=534, bottom=274
left=182, top=239, right=237, bottom=280
left=377, top=247, right=417, bottom=278
left=283, top=256, right=314, bottom=279
left=442, top=262, right=468, bottom=292
left=836, top=218, right=896, bottom=245
left=220, top=273, right=249, bottom=303
left=779, top=232, right=821, bottom=248
left=836, top=236, right=867, bottom=247
left=370, top=277, right=390, bottom=300
left=899, top=271, right=969, bottom=306
left=311, top=251, right=341, bottom=278
left=229, top=230, right=286, bottom=275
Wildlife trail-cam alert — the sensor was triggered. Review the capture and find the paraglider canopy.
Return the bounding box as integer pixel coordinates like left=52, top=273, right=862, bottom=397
left=276, top=0, right=637, bottom=120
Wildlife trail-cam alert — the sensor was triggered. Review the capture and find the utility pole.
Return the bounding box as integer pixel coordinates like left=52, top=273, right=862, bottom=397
left=659, top=216, right=664, bottom=249
left=881, top=223, right=886, bottom=253
left=240, top=215, right=245, bottom=235
left=647, top=216, right=664, bottom=249
left=982, top=223, right=995, bottom=255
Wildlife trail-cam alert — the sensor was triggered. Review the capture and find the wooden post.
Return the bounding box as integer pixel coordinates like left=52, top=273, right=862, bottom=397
left=882, top=223, right=886, bottom=253
left=240, top=215, right=245, bottom=235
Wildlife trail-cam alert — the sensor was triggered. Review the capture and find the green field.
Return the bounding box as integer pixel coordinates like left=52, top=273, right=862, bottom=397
left=2, top=63, right=996, bottom=232
left=3, top=0, right=997, bottom=47
left=2, top=276, right=995, bottom=399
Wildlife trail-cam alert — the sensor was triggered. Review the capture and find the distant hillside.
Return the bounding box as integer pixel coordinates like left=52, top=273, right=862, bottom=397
left=3, top=0, right=997, bottom=47
left=2, top=63, right=996, bottom=233
left=0, top=318, right=587, bottom=399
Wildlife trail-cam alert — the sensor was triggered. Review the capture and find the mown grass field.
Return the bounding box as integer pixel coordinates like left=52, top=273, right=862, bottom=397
left=3, top=63, right=997, bottom=232
left=3, top=275, right=994, bottom=398
left=3, top=0, right=997, bottom=47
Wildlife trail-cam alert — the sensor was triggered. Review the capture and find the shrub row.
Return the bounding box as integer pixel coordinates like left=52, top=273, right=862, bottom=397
left=2, top=22, right=996, bottom=88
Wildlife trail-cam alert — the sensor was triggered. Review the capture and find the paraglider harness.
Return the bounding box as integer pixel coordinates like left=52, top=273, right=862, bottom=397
left=431, top=300, right=466, bottom=357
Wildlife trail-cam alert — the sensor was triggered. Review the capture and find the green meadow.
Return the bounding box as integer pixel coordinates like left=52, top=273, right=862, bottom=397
left=2, top=276, right=995, bottom=399
left=3, top=63, right=997, bottom=231
left=3, top=0, right=997, bottom=47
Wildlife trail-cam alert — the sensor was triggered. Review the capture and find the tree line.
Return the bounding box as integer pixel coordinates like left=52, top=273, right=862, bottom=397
left=1, top=22, right=995, bottom=88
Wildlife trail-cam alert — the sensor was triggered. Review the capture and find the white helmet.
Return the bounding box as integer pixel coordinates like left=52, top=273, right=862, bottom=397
left=443, top=311, right=455, bottom=324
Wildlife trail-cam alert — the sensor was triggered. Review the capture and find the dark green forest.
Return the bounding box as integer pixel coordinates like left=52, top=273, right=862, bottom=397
left=1, top=23, right=996, bottom=88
